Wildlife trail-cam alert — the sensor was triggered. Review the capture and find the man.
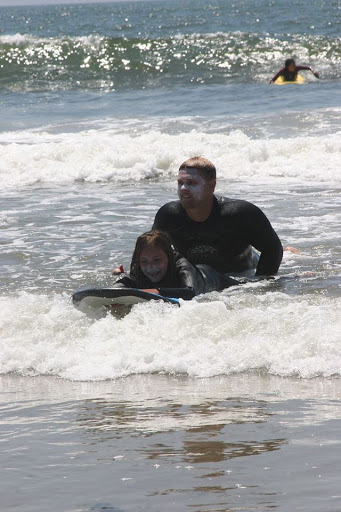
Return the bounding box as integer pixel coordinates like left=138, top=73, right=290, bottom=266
left=152, top=156, right=283, bottom=276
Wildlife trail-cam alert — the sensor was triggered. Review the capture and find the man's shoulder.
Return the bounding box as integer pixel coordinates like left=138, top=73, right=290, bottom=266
left=157, top=200, right=182, bottom=213
left=215, top=195, right=258, bottom=214
left=153, top=200, right=184, bottom=229
left=155, top=200, right=184, bottom=220
left=216, top=195, right=272, bottom=231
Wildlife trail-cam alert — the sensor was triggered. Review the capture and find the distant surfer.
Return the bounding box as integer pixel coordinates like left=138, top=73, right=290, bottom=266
left=152, top=156, right=283, bottom=278
left=112, top=230, right=239, bottom=298
left=269, top=58, right=319, bottom=83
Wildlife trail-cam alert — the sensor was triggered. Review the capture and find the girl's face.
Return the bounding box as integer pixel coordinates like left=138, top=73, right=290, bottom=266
left=139, top=246, right=168, bottom=283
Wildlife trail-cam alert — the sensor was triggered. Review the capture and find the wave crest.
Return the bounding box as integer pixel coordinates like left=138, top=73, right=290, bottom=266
left=0, top=32, right=338, bottom=92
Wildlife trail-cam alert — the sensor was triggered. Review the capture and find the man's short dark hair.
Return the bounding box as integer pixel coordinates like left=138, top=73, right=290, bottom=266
left=179, top=156, right=216, bottom=181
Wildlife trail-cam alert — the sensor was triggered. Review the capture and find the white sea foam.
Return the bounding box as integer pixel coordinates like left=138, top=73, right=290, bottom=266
left=0, top=33, right=105, bottom=46
left=1, top=127, right=340, bottom=188
left=0, top=291, right=340, bottom=381
left=0, top=33, right=38, bottom=45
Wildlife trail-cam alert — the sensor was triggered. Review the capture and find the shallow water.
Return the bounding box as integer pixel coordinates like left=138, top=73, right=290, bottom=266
left=1, top=0, right=340, bottom=510
left=1, top=374, right=341, bottom=512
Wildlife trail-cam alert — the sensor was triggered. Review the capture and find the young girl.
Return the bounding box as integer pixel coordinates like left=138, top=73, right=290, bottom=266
left=113, top=230, right=239, bottom=299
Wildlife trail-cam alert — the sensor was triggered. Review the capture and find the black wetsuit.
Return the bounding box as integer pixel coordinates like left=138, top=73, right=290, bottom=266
left=115, top=252, right=239, bottom=299
left=152, top=195, right=283, bottom=276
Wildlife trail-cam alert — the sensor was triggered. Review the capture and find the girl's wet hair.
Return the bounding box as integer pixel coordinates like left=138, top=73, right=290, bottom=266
left=285, top=58, right=295, bottom=68
left=179, top=156, right=216, bottom=181
left=130, top=230, right=177, bottom=285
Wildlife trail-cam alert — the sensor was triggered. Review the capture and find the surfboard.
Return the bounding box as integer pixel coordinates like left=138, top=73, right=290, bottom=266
left=274, top=73, right=305, bottom=85
left=72, top=287, right=180, bottom=309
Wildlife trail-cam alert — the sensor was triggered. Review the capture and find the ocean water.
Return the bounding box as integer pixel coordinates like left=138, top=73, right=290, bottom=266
left=0, top=1, right=340, bottom=511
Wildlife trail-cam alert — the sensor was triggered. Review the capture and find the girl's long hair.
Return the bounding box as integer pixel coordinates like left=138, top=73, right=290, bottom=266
left=129, top=230, right=178, bottom=287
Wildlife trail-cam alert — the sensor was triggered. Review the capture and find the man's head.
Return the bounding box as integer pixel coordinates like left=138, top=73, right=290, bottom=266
left=179, top=156, right=216, bottom=181
left=177, top=156, right=216, bottom=219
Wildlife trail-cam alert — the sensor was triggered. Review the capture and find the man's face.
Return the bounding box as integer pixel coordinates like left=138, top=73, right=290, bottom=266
left=177, top=168, right=215, bottom=209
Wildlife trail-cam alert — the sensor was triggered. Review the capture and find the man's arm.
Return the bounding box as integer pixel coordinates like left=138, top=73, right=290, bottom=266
left=240, top=202, right=283, bottom=275
left=152, top=205, right=166, bottom=231
left=255, top=229, right=283, bottom=276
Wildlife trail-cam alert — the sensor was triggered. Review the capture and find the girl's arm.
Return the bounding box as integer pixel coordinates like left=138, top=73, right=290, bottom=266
left=269, top=67, right=285, bottom=83
left=157, top=287, right=195, bottom=300
left=296, top=65, right=319, bottom=78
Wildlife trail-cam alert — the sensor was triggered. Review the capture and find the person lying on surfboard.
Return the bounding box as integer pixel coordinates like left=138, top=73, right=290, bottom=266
left=112, top=230, right=239, bottom=299
left=269, top=58, right=319, bottom=83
